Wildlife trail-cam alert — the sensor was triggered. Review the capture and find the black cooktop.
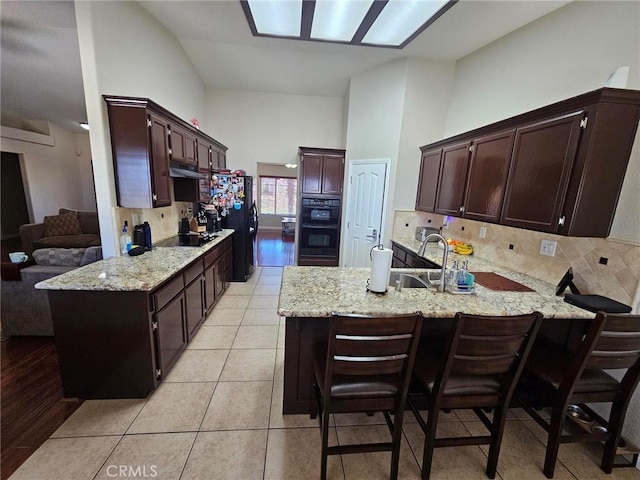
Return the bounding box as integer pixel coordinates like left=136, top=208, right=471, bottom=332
left=156, top=232, right=219, bottom=247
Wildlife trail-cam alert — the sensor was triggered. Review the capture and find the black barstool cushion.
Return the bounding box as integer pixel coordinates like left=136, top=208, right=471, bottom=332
left=525, top=339, right=619, bottom=393
left=314, top=344, right=400, bottom=399
left=413, top=347, right=502, bottom=396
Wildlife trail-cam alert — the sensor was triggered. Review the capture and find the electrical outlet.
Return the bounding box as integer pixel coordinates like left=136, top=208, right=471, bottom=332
left=480, top=226, right=487, bottom=239
left=540, top=239, right=557, bottom=257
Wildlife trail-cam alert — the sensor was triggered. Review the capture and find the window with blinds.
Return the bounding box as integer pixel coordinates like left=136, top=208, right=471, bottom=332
left=259, top=176, right=297, bottom=215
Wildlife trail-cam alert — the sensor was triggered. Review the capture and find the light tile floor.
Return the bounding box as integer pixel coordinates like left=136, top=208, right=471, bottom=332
left=9, top=266, right=640, bottom=479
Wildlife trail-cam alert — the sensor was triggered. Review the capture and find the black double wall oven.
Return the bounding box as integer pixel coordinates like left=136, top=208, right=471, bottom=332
left=299, top=197, right=340, bottom=265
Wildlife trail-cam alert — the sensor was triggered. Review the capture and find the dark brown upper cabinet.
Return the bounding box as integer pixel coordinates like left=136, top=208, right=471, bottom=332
left=417, top=88, right=640, bottom=237
left=104, top=101, right=172, bottom=209
left=104, top=96, right=227, bottom=208
left=171, top=125, right=197, bottom=166
left=299, top=147, right=346, bottom=196
left=463, top=129, right=515, bottom=222
left=415, top=149, right=442, bottom=212
left=197, top=140, right=211, bottom=170
left=434, top=141, right=472, bottom=216
left=501, top=112, right=583, bottom=232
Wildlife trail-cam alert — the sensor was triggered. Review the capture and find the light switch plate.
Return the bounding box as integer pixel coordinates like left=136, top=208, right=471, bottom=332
left=540, top=239, right=557, bottom=257
left=480, top=226, right=487, bottom=238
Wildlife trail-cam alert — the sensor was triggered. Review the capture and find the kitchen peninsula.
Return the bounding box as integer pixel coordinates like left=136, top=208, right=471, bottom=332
left=277, top=242, right=594, bottom=414
left=36, top=230, right=234, bottom=399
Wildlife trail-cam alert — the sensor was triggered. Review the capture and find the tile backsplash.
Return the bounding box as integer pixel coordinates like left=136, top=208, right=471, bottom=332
left=393, top=210, right=640, bottom=307
left=113, top=201, right=193, bottom=247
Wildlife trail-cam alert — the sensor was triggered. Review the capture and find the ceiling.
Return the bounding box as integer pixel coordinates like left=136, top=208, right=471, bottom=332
left=0, top=0, right=571, bottom=133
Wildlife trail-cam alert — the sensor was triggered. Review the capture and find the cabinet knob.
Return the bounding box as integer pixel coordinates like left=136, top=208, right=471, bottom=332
left=153, top=193, right=158, bottom=201
left=558, top=216, right=566, bottom=226
left=459, top=206, right=465, bottom=213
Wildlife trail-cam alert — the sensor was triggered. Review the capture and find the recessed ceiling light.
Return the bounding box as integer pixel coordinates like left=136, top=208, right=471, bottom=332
left=79, top=122, right=90, bottom=131
left=247, top=0, right=302, bottom=37
left=241, top=0, right=456, bottom=49
left=362, top=0, right=449, bottom=46
left=311, top=0, right=374, bottom=42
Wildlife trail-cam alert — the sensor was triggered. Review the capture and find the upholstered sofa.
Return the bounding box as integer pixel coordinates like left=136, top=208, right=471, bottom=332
left=1, top=246, right=102, bottom=336
left=19, top=208, right=101, bottom=255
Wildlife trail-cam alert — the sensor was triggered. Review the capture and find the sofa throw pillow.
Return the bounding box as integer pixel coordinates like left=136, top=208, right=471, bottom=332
left=43, top=213, right=82, bottom=237
left=33, top=248, right=85, bottom=267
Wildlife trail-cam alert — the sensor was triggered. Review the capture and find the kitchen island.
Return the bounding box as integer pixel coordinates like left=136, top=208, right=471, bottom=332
left=36, top=230, right=234, bottom=399
left=277, top=242, right=594, bottom=414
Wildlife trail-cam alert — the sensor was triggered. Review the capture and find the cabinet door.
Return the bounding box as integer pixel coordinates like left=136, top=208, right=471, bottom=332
left=501, top=111, right=583, bottom=233
left=171, top=126, right=186, bottom=162
left=148, top=114, right=172, bottom=207
left=416, top=149, right=442, bottom=212
left=321, top=155, right=344, bottom=195
left=434, top=142, right=471, bottom=216
left=154, top=293, right=186, bottom=377
left=301, top=154, right=323, bottom=194
left=185, top=276, right=204, bottom=341
left=184, top=131, right=197, bottom=165
left=214, top=258, right=225, bottom=299
left=204, top=265, right=215, bottom=312
left=218, top=151, right=227, bottom=169
left=463, top=130, right=515, bottom=222
left=197, top=141, right=211, bottom=170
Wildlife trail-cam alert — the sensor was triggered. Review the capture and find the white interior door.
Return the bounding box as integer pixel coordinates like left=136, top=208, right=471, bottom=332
left=343, top=160, right=389, bottom=267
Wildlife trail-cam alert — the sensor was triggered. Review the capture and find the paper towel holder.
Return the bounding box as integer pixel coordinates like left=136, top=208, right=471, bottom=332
left=367, top=243, right=390, bottom=294
left=366, top=278, right=389, bottom=295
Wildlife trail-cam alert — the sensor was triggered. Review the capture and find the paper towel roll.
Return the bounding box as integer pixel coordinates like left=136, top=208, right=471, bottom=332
left=369, top=247, right=392, bottom=293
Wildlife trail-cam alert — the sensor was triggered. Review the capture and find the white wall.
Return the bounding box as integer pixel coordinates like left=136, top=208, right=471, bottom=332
left=444, top=0, right=640, bottom=245
left=396, top=59, right=455, bottom=210
left=75, top=0, right=208, bottom=257
left=345, top=58, right=455, bottom=246
left=0, top=124, right=94, bottom=222
left=206, top=89, right=344, bottom=176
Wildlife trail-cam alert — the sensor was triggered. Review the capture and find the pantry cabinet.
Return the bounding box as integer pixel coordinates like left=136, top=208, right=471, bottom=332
left=299, top=147, right=346, bottom=196
left=104, top=96, right=227, bottom=208
left=417, top=88, right=640, bottom=237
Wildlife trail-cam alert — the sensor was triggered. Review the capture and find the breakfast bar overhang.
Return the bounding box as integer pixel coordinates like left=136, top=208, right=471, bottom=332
left=277, top=249, right=595, bottom=415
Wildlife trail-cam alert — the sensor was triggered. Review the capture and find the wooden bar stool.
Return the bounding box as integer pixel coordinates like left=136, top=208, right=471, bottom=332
left=310, top=312, right=423, bottom=480
left=514, top=312, right=640, bottom=478
left=408, top=311, right=543, bottom=480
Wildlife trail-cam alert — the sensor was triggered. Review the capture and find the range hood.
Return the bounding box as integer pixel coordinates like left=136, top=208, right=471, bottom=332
left=169, top=163, right=206, bottom=179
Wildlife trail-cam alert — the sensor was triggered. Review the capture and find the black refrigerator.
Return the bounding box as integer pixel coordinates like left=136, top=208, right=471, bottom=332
left=223, top=175, right=258, bottom=282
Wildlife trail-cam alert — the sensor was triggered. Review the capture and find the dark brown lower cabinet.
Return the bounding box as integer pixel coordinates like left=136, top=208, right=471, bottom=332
left=391, top=241, right=440, bottom=269
left=185, top=275, right=205, bottom=342
left=46, top=236, right=233, bottom=399
left=155, top=292, right=187, bottom=376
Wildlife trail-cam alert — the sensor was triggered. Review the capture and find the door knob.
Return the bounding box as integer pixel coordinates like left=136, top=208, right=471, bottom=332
left=366, top=228, right=377, bottom=239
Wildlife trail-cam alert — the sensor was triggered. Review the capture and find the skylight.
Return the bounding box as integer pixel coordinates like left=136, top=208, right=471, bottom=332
left=241, top=0, right=456, bottom=49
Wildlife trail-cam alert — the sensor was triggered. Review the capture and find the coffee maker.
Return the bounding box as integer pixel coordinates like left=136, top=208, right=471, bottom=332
left=133, top=222, right=153, bottom=250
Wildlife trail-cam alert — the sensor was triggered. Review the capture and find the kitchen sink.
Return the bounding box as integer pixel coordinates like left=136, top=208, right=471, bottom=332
left=389, top=271, right=441, bottom=289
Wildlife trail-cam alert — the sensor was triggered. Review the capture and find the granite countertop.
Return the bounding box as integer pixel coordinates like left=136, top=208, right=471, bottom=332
left=35, top=230, right=234, bottom=292
left=277, top=236, right=594, bottom=319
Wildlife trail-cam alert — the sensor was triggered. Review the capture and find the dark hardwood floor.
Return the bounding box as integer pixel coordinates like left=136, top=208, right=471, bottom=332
left=0, top=336, right=82, bottom=480
left=255, top=229, right=295, bottom=267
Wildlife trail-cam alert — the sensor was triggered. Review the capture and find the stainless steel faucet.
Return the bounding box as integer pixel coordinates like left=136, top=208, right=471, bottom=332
left=417, top=233, right=449, bottom=292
